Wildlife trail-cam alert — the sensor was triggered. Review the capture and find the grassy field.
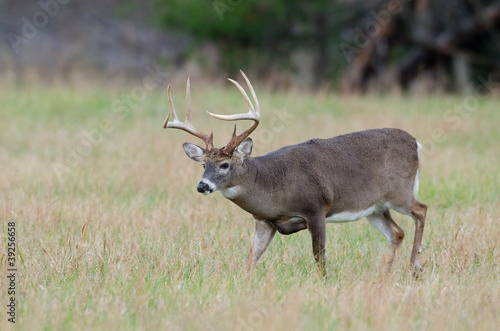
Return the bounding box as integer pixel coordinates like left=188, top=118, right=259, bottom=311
left=0, top=82, right=499, bottom=330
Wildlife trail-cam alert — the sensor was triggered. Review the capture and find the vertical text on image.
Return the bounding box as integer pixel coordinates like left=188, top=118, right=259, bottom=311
left=6, top=221, right=17, bottom=323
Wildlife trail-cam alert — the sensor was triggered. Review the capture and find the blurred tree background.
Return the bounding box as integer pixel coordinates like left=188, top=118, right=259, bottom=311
left=1, top=0, right=499, bottom=93
left=154, top=0, right=500, bottom=93
left=154, top=0, right=348, bottom=89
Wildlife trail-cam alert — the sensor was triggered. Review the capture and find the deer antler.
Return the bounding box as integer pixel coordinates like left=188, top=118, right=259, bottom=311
left=163, top=78, right=214, bottom=150
left=206, top=70, right=260, bottom=154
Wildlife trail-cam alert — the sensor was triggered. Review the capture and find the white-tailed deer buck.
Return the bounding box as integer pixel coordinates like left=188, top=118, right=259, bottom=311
left=163, top=71, right=427, bottom=275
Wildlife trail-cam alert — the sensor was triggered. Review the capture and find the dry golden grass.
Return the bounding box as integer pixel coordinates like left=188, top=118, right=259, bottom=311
left=0, top=85, right=498, bottom=330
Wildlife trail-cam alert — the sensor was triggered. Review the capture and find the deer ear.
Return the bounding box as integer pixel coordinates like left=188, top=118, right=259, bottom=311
left=183, top=143, right=206, bottom=162
left=235, top=137, right=253, bottom=159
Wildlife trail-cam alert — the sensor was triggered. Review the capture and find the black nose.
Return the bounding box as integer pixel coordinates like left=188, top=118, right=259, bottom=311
left=197, top=182, right=209, bottom=193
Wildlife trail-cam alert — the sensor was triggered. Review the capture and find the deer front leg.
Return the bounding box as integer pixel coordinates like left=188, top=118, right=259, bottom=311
left=247, top=219, right=276, bottom=272
left=307, top=214, right=327, bottom=276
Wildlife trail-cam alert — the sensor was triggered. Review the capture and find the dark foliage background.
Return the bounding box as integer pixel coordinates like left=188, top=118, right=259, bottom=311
left=154, top=0, right=500, bottom=92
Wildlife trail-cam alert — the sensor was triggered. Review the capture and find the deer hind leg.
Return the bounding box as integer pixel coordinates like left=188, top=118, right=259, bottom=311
left=366, top=208, right=405, bottom=272
left=247, top=219, right=276, bottom=272
left=409, top=199, right=427, bottom=272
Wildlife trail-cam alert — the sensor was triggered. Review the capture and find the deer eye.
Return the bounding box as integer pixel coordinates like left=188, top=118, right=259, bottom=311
left=220, top=163, right=229, bottom=170
left=202, top=164, right=206, bottom=169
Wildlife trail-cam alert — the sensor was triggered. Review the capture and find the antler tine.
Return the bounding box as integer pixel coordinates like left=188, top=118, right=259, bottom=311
left=163, top=80, right=213, bottom=150
left=186, top=77, right=191, bottom=123
left=239, top=70, right=260, bottom=115
left=205, top=71, right=260, bottom=153
left=206, top=78, right=259, bottom=121
left=162, top=85, right=178, bottom=128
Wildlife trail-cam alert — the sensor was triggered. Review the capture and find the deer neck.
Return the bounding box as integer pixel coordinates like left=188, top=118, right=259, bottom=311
left=219, top=157, right=260, bottom=201
left=219, top=155, right=296, bottom=221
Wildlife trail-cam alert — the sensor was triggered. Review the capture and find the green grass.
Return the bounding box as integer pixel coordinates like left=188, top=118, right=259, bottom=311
left=0, top=84, right=499, bottom=330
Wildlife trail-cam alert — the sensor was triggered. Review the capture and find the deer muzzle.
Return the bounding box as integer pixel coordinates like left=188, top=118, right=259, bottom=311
left=197, top=180, right=215, bottom=194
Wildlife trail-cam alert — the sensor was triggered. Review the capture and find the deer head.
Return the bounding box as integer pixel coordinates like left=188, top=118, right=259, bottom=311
left=163, top=71, right=260, bottom=194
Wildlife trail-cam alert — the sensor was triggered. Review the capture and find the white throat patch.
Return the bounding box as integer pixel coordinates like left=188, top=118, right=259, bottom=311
left=220, top=186, right=242, bottom=199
